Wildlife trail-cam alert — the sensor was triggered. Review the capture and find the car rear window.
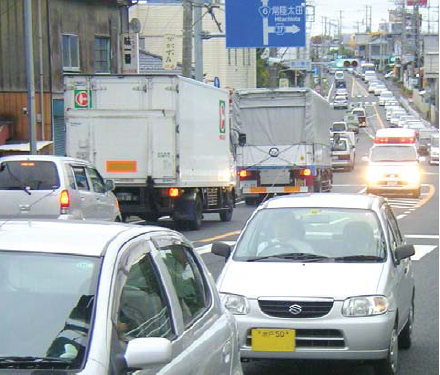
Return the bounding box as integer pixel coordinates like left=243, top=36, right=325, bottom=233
left=0, top=161, right=60, bottom=190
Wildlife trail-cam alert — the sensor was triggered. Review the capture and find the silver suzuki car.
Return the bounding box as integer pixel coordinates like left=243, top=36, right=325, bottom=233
left=213, top=193, right=415, bottom=375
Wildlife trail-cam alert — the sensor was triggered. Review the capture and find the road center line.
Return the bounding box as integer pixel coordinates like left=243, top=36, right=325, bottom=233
left=405, top=234, right=439, bottom=239
left=396, top=214, right=406, bottom=220
left=415, top=184, right=435, bottom=208
left=195, top=230, right=241, bottom=244
left=372, top=100, right=385, bottom=128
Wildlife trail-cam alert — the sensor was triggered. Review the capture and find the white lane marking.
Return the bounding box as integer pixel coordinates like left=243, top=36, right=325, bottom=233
left=357, top=187, right=367, bottom=194
left=236, top=201, right=244, bottom=205
left=409, top=208, right=416, bottom=211
left=424, top=172, right=439, bottom=175
left=405, top=234, right=439, bottom=239
left=404, top=211, right=411, bottom=214
left=396, top=214, right=406, bottom=219
left=130, top=219, right=145, bottom=224
left=333, top=184, right=365, bottom=187
left=412, top=245, right=438, bottom=261
left=393, top=206, right=416, bottom=209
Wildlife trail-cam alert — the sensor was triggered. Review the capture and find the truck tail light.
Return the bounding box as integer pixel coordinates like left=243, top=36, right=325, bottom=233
left=300, top=168, right=312, bottom=177
left=60, top=190, right=70, bottom=211
left=239, top=170, right=248, bottom=178
left=168, top=188, right=180, bottom=197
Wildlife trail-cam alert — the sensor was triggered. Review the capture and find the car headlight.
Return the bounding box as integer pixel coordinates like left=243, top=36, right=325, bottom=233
left=342, top=296, right=388, bottom=317
left=366, top=167, right=381, bottom=183
left=220, top=293, right=250, bottom=315
left=400, top=168, right=421, bottom=183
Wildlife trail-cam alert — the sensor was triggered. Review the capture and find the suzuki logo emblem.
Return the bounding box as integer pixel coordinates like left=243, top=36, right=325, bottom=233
left=289, top=304, right=302, bottom=315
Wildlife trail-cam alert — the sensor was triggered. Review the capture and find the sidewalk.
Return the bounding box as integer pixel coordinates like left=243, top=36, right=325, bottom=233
left=382, top=74, right=438, bottom=128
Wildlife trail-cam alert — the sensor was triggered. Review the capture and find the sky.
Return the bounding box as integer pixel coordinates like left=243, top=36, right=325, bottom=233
left=310, top=0, right=440, bottom=35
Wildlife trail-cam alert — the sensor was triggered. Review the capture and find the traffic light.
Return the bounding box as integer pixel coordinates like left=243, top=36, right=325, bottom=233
left=336, top=59, right=359, bottom=69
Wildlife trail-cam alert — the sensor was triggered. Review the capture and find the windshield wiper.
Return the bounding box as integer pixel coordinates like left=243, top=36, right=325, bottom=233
left=246, top=252, right=328, bottom=262
left=1, top=164, right=31, bottom=195
left=327, top=255, right=384, bottom=262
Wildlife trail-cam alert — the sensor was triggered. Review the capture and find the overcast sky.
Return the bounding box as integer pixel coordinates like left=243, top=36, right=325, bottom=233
left=310, top=0, right=439, bottom=35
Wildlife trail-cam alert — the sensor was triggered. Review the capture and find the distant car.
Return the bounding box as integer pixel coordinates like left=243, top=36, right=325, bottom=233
left=368, top=81, right=380, bottom=93
left=344, top=113, right=360, bottom=134
left=335, top=88, right=348, bottom=98
left=333, top=96, right=348, bottom=109
left=386, top=107, right=403, bottom=121
left=405, top=121, right=426, bottom=137
left=0, top=155, right=122, bottom=221
left=351, top=108, right=367, bottom=127
left=213, top=193, right=415, bottom=375
left=385, top=100, right=400, bottom=110
left=374, top=85, right=387, bottom=96
left=398, top=115, right=418, bottom=128
left=330, top=122, right=356, bottom=145
left=384, top=71, right=395, bottom=79
left=390, top=111, right=407, bottom=127
left=429, top=133, right=439, bottom=164
left=331, top=136, right=355, bottom=171
left=379, top=91, right=395, bottom=105
left=349, top=102, right=365, bottom=110
left=0, top=220, right=243, bottom=375
left=335, top=70, right=345, bottom=80
left=418, top=128, right=439, bottom=155
left=335, top=80, right=347, bottom=89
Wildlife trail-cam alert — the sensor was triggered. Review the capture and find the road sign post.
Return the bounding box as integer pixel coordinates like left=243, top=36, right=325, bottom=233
left=226, top=0, right=306, bottom=48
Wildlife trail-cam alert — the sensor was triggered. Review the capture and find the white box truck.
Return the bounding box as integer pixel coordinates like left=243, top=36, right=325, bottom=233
left=64, top=74, right=235, bottom=229
left=231, top=88, right=332, bottom=204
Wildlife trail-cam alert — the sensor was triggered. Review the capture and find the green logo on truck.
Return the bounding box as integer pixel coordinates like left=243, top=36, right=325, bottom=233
left=74, top=90, right=92, bottom=109
left=219, top=100, right=226, bottom=134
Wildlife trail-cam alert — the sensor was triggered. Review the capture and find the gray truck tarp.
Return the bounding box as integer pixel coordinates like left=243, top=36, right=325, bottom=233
left=232, top=88, right=331, bottom=147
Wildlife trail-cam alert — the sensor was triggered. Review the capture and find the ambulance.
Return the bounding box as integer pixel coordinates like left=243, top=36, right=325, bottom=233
left=365, top=128, right=423, bottom=198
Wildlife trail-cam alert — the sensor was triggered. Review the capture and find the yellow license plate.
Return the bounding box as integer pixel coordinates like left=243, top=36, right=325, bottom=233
left=251, top=329, right=296, bottom=352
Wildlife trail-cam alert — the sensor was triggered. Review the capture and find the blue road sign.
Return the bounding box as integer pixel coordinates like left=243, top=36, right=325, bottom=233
left=213, top=76, right=220, bottom=88
left=226, top=0, right=306, bottom=48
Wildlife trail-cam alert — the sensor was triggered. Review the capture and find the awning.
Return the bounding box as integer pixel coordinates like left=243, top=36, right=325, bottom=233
left=0, top=141, right=53, bottom=152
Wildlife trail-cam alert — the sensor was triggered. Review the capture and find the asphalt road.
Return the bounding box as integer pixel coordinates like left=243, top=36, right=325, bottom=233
left=135, top=73, right=439, bottom=375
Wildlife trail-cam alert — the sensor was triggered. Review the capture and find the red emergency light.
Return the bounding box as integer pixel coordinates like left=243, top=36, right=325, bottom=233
left=374, top=137, right=415, bottom=144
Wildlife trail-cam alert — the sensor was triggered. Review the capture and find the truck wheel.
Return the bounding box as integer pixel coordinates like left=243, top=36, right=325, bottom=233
left=220, top=206, right=233, bottom=222
left=189, top=196, right=203, bottom=230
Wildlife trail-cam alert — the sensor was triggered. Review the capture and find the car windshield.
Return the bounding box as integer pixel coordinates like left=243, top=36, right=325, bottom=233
left=370, top=146, right=418, bottom=162
left=407, top=122, right=424, bottom=129
left=380, top=92, right=393, bottom=98
left=332, top=123, right=346, bottom=131
left=0, top=251, right=101, bottom=369
left=352, top=110, right=365, bottom=116
left=332, top=139, right=348, bottom=151
left=0, top=161, right=60, bottom=190
left=233, top=208, right=386, bottom=262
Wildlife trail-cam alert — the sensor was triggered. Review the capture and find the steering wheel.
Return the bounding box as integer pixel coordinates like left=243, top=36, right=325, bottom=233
left=261, top=242, right=299, bottom=255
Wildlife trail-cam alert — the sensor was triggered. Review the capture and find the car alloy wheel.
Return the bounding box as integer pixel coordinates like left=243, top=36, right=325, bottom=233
left=374, top=327, right=398, bottom=375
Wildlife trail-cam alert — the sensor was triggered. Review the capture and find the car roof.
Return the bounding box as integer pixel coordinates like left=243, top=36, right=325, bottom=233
left=0, top=220, right=171, bottom=256
left=0, top=154, right=89, bottom=165
left=375, top=128, right=416, bottom=137
left=260, top=193, right=382, bottom=211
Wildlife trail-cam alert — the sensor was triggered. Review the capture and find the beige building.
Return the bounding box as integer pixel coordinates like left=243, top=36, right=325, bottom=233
left=130, top=3, right=257, bottom=89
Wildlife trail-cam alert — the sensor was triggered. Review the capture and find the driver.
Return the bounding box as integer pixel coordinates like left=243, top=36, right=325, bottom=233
left=258, top=216, right=314, bottom=256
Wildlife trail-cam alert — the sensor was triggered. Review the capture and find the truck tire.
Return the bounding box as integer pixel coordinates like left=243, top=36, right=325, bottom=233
left=220, top=206, right=233, bottom=222
left=189, top=196, right=203, bottom=230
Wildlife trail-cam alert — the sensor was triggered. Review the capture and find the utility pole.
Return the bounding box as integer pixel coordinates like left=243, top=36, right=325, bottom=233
left=182, top=0, right=193, bottom=78
left=338, top=10, right=343, bottom=54
left=269, top=48, right=278, bottom=88
left=37, top=0, right=44, bottom=140
left=24, top=0, right=37, bottom=155
left=194, top=0, right=203, bottom=81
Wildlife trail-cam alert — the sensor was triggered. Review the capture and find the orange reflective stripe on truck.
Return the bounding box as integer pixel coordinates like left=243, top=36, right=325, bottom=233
left=106, top=161, right=137, bottom=173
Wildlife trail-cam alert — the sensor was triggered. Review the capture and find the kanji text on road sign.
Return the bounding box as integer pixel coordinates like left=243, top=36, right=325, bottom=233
left=226, top=0, right=306, bottom=48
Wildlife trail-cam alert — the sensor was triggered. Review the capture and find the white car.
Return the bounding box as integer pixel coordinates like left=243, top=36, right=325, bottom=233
left=385, top=101, right=400, bottom=111
left=398, top=116, right=419, bottom=128
left=374, top=85, right=387, bottom=96
left=0, top=220, right=243, bottom=375
left=368, top=81, right=380, bottom=93
left=378, top=91, right=395, bottom=105
left=331, top=136, right=355, bottom=171
left=390, top=111, right=407, bottom=126
left=213, top=193, right=415, bottom=375
left=386, top=107, right=405, bottom=121
left=429, top=133, right=439, bottom=164
left=333, top=96, right=348, bottom=109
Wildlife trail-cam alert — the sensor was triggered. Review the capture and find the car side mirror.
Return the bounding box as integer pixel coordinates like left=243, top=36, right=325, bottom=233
left=238, top=133, right=247, bottom=147
left=105, top=179, right=115, bottom=191
left=395, top=244, right=415, bottom=262
left=212, top=241, right=232, bottom=260
left=125, top=338, right=172, bottom=370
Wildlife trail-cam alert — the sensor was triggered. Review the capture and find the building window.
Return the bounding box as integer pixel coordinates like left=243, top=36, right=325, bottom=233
left=243, top=49, right=246, bottom=66
left=234, top=49, right=237, bottom=66
left=62, top=34, right=79, bottom=71
left=94, top=36, right=110, bottom=73
left=247, top=48, right=251, bottom=66
left=228, top=49, right=231, bottom=65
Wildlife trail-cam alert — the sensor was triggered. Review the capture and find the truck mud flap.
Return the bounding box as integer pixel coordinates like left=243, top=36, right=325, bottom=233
left=172, top=191, right=198, bottom=221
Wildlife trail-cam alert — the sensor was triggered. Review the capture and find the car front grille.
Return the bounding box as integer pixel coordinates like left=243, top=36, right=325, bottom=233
left=258, top=299, right=333, bottom=318
left=246, top=329, right=345, bottom=349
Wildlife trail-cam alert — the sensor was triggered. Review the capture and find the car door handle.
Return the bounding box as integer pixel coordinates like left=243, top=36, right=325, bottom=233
left=222, top=339, right=232, bottom=357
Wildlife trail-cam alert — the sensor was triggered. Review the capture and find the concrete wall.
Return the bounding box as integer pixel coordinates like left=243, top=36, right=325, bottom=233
left=413, top=89, right=430, bottom=117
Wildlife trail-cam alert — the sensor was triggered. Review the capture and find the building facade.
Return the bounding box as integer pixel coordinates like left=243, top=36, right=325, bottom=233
left=0, top=0, right=131, bottom=153
left=129, top=3, right=257, bottom=90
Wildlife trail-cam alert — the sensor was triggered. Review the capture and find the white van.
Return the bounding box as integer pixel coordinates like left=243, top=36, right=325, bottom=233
left=335, top=70, right=344, bottom=81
